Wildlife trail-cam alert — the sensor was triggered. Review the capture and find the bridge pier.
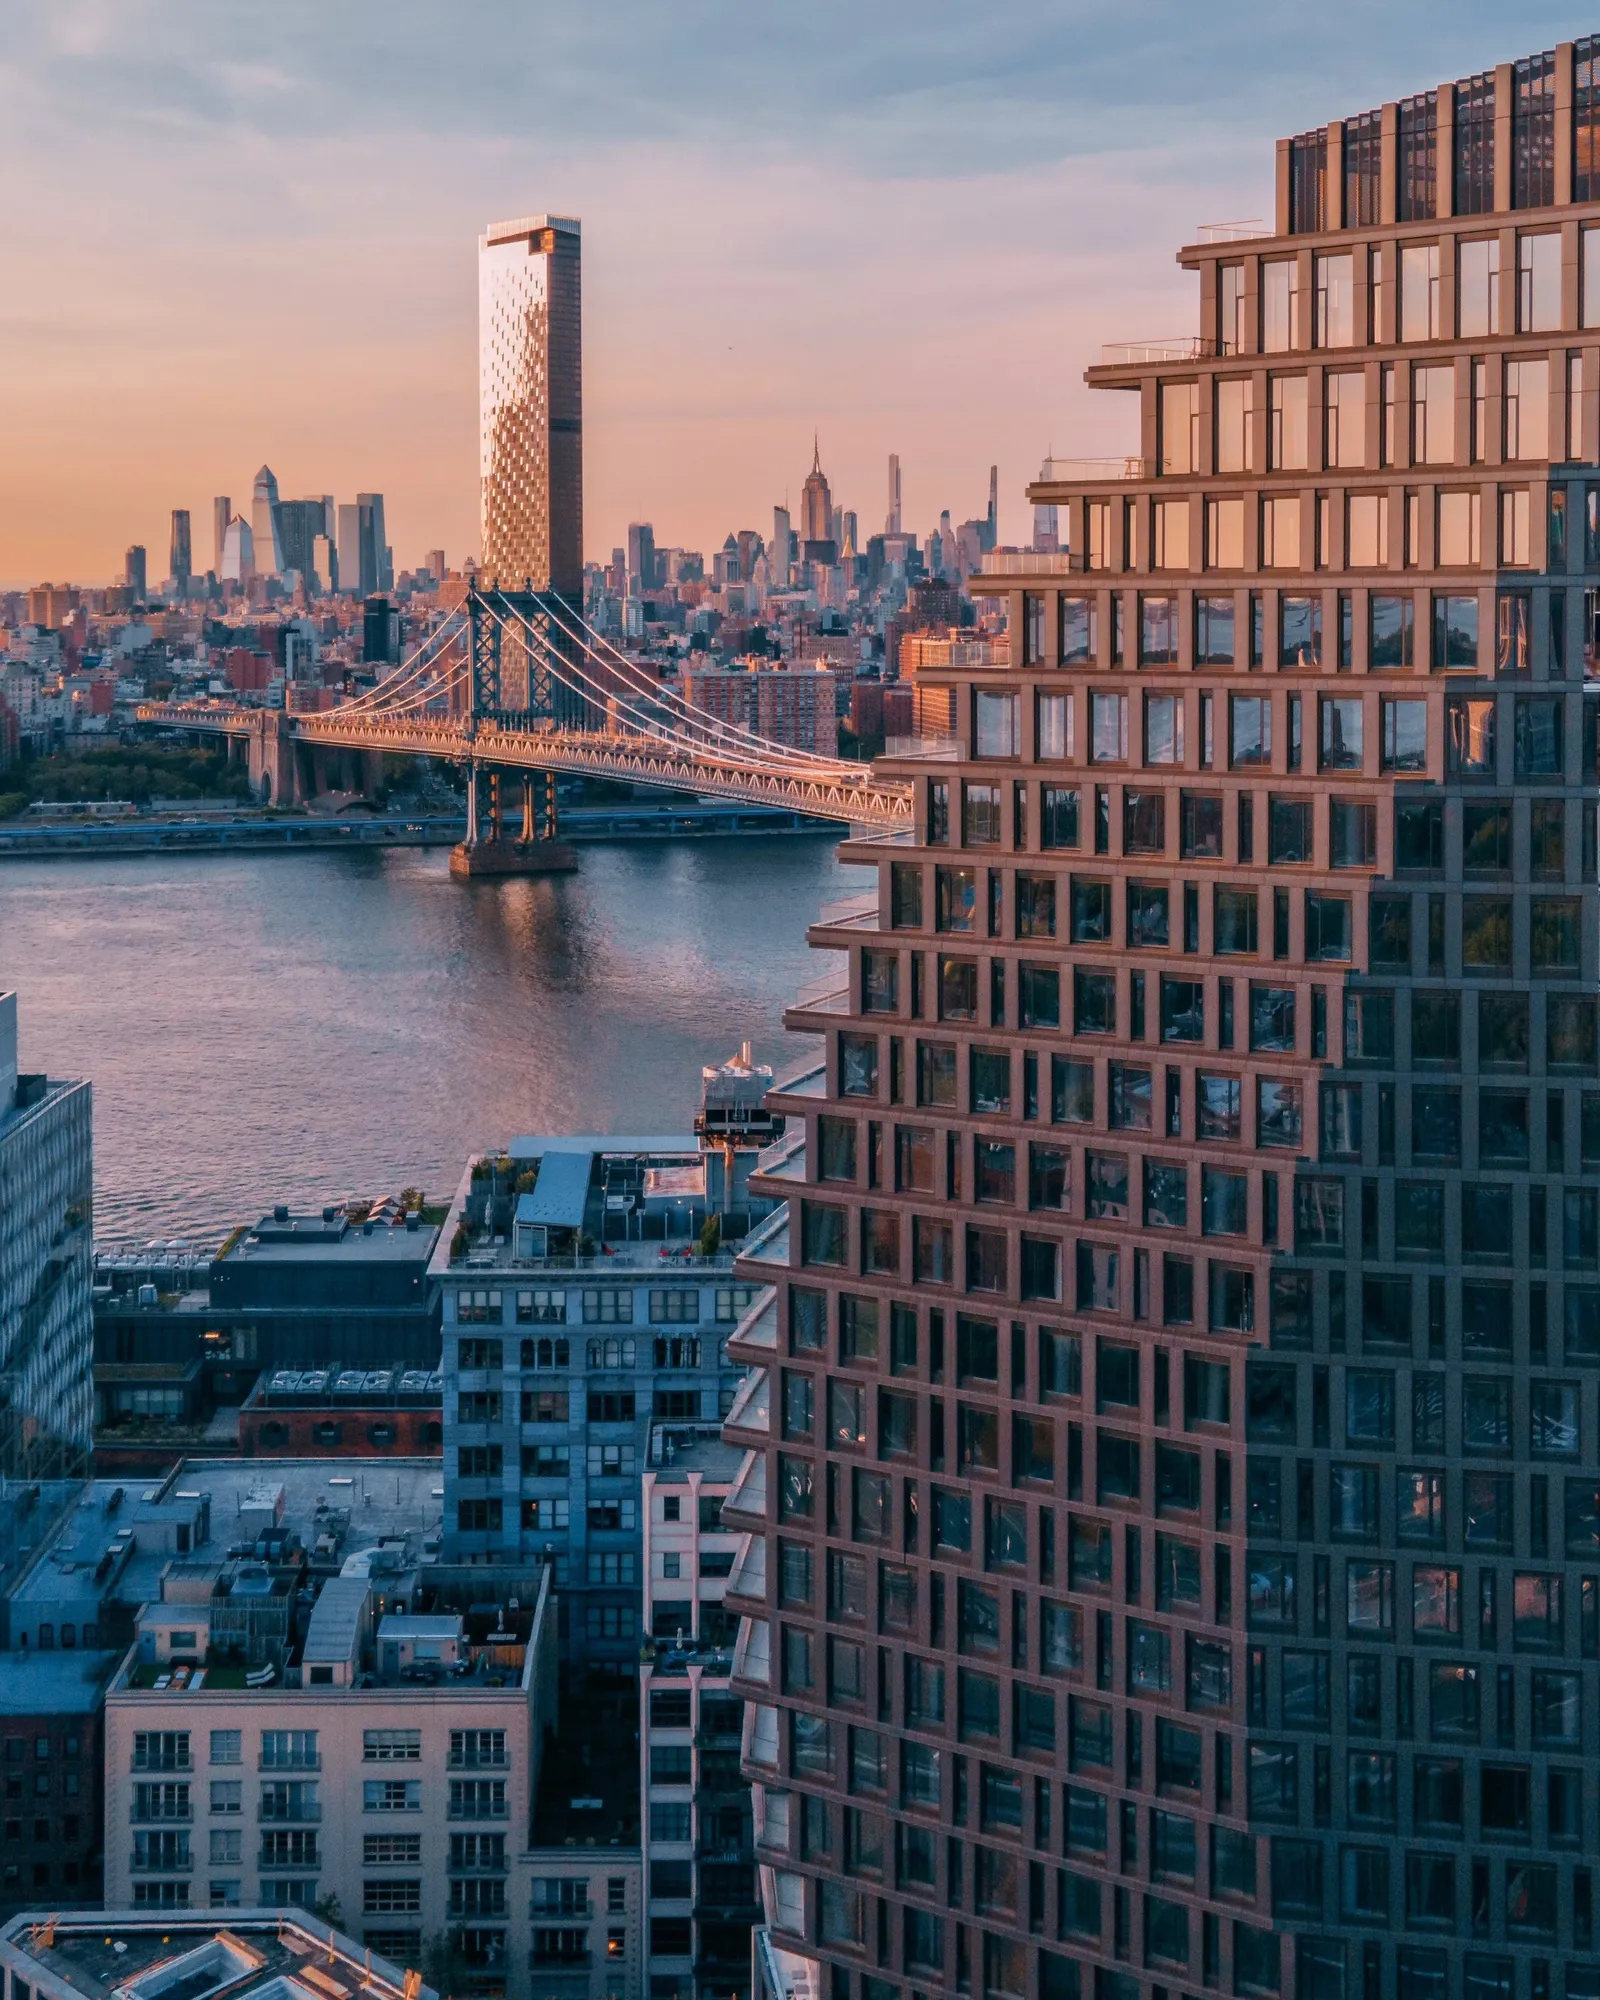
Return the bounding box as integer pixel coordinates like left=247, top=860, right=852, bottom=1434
left=449, top=761, right=577, bottom=879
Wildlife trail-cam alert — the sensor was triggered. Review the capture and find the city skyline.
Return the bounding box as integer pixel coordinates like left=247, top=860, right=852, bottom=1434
left=0, top=0, right=1565, bottom=586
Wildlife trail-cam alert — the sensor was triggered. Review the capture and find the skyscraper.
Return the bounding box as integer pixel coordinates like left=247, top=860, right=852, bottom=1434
left=801, top=438, right=836, bottom=563
left=888, top=452, right=903, bottom=535
left=984, top=461, right=999, bottom=551
left=122, top=545, right=146, bottom=600
left=773, top=505, right=793, bottom=589
left=212, top=495, right=231, bottom=575
left=0, top=992, right=92, bottom=1483
left=251, top=464, right=285, bottom=578
left=219, top=515, right=254, bottom=584
left=169, top=509, right=192, bottom=591
left=628, top=521, right=657, bottom=593
left=479, top=213, right=583, bottom=597
left=731, top=36, right=1600, bottom=2000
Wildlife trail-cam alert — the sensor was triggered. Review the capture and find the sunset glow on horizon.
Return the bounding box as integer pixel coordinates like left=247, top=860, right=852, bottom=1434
left=0, top=0, right=1568, bottom=586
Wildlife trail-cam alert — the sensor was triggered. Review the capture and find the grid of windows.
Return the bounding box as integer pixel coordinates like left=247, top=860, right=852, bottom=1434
left=737, top=40, right=1600, bottom=2000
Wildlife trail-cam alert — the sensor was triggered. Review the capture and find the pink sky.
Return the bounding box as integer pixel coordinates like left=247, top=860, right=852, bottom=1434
left=0, top=2, right=1561, bottom=586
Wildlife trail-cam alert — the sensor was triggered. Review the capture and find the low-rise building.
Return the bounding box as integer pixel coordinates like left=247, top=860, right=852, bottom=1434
left=0, top=1906, right=437, bottom=2000
left=101, top=1500, right=554, bottom=2000
left=238, top=1366, right=443, bottom=1458
left=0, top=1650, right=118, bottom=1916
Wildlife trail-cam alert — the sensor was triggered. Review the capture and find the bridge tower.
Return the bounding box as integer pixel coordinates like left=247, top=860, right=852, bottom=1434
left=450, top=585, right=580, bottom=878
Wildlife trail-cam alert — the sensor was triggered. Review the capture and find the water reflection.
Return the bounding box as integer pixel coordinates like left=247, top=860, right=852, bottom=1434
left=0, top=836, right=853, bottom=1237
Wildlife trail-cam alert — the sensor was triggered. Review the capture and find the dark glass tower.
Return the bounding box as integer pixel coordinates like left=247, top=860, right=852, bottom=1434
left=730, top=37, right=1600, bottom=2000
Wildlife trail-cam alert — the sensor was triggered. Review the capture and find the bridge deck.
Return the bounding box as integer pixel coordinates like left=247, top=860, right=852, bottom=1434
left=135, top=704, right=914, bottom=828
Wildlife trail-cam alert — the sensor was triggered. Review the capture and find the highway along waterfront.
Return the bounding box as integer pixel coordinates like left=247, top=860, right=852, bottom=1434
left=0, top=835, right=854, bottom=1238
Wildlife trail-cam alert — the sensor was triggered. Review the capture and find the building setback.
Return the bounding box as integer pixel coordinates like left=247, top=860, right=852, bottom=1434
left=729, top=37, right=1600, bottom=2000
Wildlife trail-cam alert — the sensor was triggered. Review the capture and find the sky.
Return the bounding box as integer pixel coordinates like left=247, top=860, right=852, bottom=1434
left=0, top=0, right=1587, bottom=585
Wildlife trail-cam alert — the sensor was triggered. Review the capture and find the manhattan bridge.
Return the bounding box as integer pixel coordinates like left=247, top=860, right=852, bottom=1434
left=138, top=587, right=913, bottom=864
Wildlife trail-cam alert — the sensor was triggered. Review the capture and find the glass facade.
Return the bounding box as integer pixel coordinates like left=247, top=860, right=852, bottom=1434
left=478, top=215, right=583, bottom=598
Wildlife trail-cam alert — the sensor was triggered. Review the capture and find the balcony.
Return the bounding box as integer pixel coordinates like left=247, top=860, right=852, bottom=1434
left=978, top=549, right=1081, bottom=574
left=1098, top=337, right=1214, bottom=365
left=257, top=1801, right=321, bottom=1824
left=129, top=1847, right=192, bottom=1873
left=787, top=969, right=848, bottom=1015
left=721, top=1453, right=767, bottom=1530
left=736, top=1207, right=789, bottom=1270
left=1195, top=217, right=1265, bottom=243
left=814, top=891, right=878, bottom=929
left=258, top=1845, right=321, bottom=1870
left=723, top=1367, right=769, bottom=1438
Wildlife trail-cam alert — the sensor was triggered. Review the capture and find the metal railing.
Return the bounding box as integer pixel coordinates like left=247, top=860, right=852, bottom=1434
left=978, top=549, right=1079, bottom=573
left=883, top=734, right=959, bottom=760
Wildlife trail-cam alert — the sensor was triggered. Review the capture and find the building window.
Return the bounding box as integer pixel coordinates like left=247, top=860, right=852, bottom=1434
left=1512, top=50, right=1557, bottom=210
left=1454, top=71, right=1496, bottom=217
left=1398, top=93, right=1438, bottom=221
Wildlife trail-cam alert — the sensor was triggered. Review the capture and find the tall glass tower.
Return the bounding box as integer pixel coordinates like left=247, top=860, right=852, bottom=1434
left=478, top=213, right=583, bottom=598
left=730, top=37, right=1600, bottom=2000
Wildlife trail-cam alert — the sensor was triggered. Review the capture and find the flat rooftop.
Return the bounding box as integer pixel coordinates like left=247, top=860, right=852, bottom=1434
left=0, top=1647, right=123, bottom=1716
left=0, top=1909, right=434, bottom=2000
left=12, top=1459, right=447, bottom=1612
left=221, top=1214, right=439, bottom=1266
left=648, top=1435, right=743, bottom=1482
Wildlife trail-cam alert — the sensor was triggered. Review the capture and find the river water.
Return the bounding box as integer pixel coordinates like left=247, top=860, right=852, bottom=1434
left=0, top=837, right=855, bottom=1241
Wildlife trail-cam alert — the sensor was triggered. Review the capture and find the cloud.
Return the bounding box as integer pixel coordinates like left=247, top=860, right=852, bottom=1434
left=0, top=0, right=1583, bottom=582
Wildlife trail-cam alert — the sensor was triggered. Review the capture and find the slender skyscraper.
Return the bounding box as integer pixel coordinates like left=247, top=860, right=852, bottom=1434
left=729, top=33, right=1600, bottom=2000
left=212, top=496, right=231, bottom=575
left=773, top=504, right=793, bottom=589
left=123, top=545, right=147, bottom=600
left=478, top=213, right=583, bottom=597
left=251, top=464, right=285, bottom=578
left=169, top=510, right=192, bottom=592
left=888, top=451, right=903, bottom=535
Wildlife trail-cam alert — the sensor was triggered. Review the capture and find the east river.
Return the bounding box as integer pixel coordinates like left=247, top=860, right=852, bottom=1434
left=0, top=836, right=855, bottom=1240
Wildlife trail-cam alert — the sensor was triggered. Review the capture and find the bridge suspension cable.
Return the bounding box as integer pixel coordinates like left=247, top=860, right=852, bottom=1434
left=484, top=593, right=858, bottom=778
left=474, top=597, right=848, bottom=784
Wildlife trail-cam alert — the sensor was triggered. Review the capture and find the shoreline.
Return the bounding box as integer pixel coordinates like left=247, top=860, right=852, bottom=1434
left=0, top=801, right=845, bottom=860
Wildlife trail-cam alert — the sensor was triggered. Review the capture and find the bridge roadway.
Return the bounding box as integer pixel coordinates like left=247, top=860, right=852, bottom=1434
left=136, top=702, right=914, bottom=830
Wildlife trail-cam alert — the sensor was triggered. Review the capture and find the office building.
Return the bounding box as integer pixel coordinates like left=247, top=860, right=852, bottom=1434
left=431, top=1055, right=779, bottom=1670
left=479, top=213, right=583, bottom=598
left=336, top=498, right=389, bottom=599
left=276, top=500, right=328, bottom=586
left=800, top=443, right=836, bottom=566
left=251, top=467, right=284, bottom=580
left=426, top=549, right=447, bottom=583
left=123, top=547, right=147, bottom=601
left=170, top=510, right=192, bottom=592
left=0, top=1906, right=439, bottom=2000
left=220, top=517, right=254, bottom=586
left=888, top=455, right=903, bottom=537
left=773, top=508, right=793, bottom=591
left=213, top=496, right=232, bottom=575
left=0, top=993, right=93, bottom=1484
left=629, top=524, right=658, bottom=595
left=639, top=1437, right=754, bottom=2000
left=729, top=38, right=1600, bottom=2000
